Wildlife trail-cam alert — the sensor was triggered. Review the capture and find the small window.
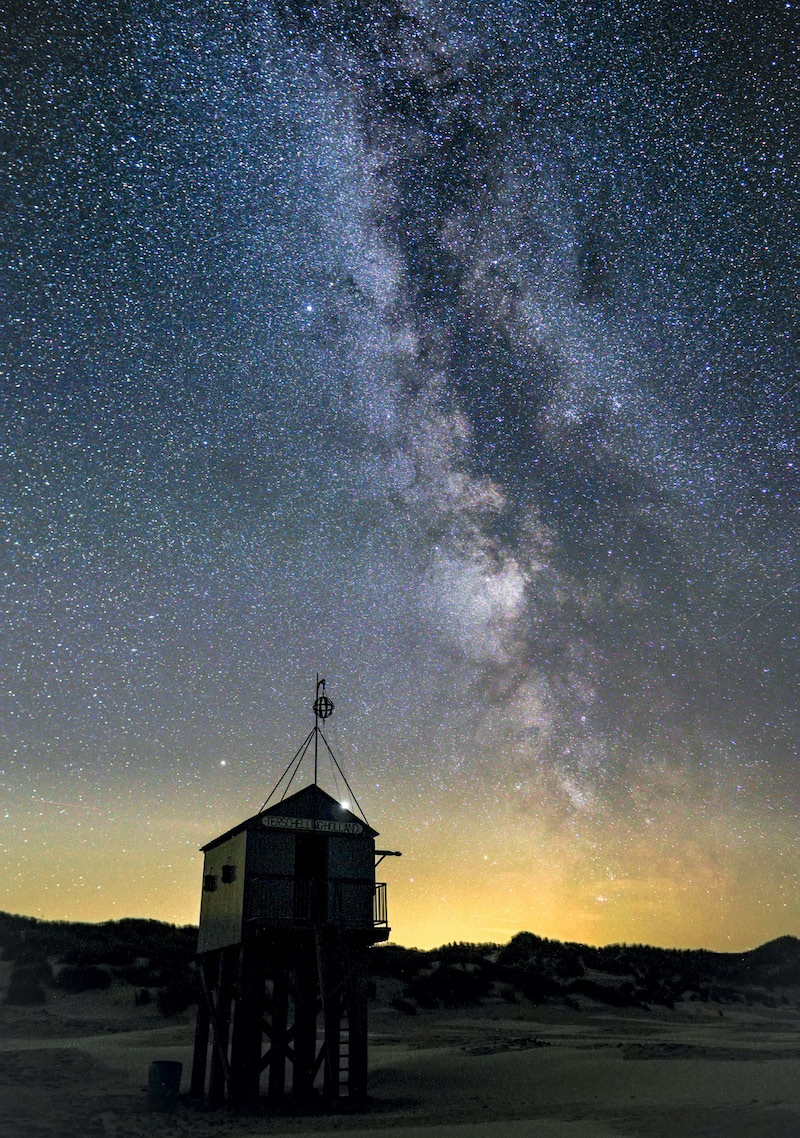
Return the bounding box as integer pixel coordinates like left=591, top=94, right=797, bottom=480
left=221, top=864, right=236, bottom=884
left=203, top=874, right=218, bottom=892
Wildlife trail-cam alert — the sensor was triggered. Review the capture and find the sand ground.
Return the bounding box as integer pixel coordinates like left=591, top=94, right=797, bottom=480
left=0, top=988, right=798, bottom=1138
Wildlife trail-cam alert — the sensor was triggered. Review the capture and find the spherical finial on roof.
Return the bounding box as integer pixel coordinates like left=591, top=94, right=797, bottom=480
left=313, top=678, right=334, bottom=721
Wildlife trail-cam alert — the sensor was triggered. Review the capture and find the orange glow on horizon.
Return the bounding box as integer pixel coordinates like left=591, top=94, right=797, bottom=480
left=4, top=789, right=795, bottom=955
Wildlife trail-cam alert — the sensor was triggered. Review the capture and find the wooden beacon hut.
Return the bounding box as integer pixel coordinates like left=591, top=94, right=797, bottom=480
left=190, top=680, right=399, bottom=1108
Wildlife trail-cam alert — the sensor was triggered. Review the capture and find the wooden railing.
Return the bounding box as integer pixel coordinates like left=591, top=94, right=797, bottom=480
left=373, top=882, right=388, bottom=926
left=247, top=874, right=388, bottom=928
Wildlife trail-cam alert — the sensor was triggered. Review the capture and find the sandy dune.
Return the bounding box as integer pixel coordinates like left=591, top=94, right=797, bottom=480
left=0, top=990, right=799, bottom=1137
left=286, top=1122, right=622, bottom=1137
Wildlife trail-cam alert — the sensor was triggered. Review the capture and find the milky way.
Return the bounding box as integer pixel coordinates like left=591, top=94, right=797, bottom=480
left=2, top=1, right=798, bottom=948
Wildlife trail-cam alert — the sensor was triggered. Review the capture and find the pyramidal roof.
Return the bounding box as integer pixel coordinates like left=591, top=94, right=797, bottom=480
left=263, top=782, right=376, bottom=834
left=202, top=781, right=377, bottom=850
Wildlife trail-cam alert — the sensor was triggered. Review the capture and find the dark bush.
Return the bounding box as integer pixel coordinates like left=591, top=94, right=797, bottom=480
left=517, top=972, right=563, bottom=1004
left=5, top=968, right=47, bottom=1005
left=405, top=964, right=490, bottom=1008
left=156, top=943, right=195, bottom=967
left=496, top=932, right=545, bottom=968
left=369, top=943, right=429, bottom=980
left=156, top=980, right=197, bottom=1017
left=61, top=945, right=112, bottom=967
left=62, top=940, right=136, bottom=967
left=553, top=949, right=584, bottom=980
left=434, top=942, right=500, bottom=968
left=57, top=965, right=112, bottom=993
left=636, top=986, right=674, bottom=1009
left=154, top=959, right=192, bottom=986
left=10, top=955, right=52, bottom=984
left=101, top=942, right=137, bottom=966
left=566, top=978, right=638, bottom=1007
left=391, top=997, right=418, bottom=1015
left=119, top=963, right=162, bottom=986
left=404, top=974, right=439, bottom=1009
left=134, top=988, right=152, bottom=1006
left=496, top=932, right=583, bottom=991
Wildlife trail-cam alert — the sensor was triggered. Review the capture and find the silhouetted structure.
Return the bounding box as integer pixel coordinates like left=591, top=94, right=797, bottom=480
left=190, top=681, right=398, bottom=1107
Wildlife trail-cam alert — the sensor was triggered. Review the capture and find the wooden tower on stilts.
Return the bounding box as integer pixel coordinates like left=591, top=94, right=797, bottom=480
left=190, top=680, right=399, bottom=1108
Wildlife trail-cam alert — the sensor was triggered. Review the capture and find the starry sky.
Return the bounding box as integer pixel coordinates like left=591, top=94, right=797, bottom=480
left=2, top=0, right=798, bottom=951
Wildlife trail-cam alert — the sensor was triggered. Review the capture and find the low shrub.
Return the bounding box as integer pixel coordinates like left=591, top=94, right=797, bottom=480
left=11, top=955, right=52, bottom=984
left=369, top=944, right=430, bottom=980
left=405, top=964, right=490, bottom=1007
left=391, top=997, right=418, bottom=1015
left=517, top=972, right=563, bottom=1003
left=56, top=965, right=112, bottom=993
left=156, top=979, right=197, bottom=1017
left=119, top=963, right=162, bottom=986
left=5, top=968, right=47, bottom=1005
left=566, top=978, right=638, bottom=1007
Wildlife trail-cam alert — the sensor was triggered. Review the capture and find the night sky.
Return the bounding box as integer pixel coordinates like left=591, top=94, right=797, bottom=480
left=2, top=1, right=798, bottom=950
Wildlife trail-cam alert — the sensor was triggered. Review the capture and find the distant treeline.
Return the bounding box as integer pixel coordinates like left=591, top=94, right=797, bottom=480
left=1, top=911, right=798, bottom=1014
left=0, top=912, right=197, bottom=1014
left=370, top=932, right=800, bottom=1011
left=0, top=911, right=196, bottom=965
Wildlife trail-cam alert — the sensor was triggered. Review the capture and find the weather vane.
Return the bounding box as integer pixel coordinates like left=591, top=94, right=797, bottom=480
left=313, top=675, right=334, bottom=722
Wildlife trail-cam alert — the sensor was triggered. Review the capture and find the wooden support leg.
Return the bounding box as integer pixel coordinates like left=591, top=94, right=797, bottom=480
left=267, top=958, right=289, bottom=1100
left=190, top=954, right=213, bottom=1098
left=322, top=985, right=340, bottom=1100
left=348, top=949, right=369, bottom=1102
left=209, top=946, right=237, bottom=1107
left=229, top=938, right=265, bottom=1105
left=292, top=938, right=318, bottom=1101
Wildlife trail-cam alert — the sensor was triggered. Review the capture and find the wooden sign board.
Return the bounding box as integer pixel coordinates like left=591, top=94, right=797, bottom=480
left=262, top=815, right=363, bottom=835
